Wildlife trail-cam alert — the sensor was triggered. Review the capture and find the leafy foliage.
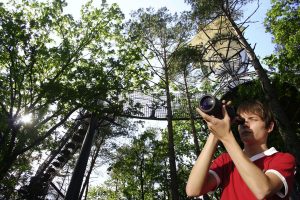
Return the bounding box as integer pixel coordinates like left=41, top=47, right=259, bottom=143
left=184, top=0, right=254, bottom=23
left=88, top=128, right=171, bottom=199
left=264, top=0, right=300, bottom=87
left=0, top=0, right=149, bottom=197
left=1, top=0, right=299, bottom=199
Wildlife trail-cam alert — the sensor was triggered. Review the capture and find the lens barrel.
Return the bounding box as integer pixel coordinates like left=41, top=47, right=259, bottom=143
left=199, top=95, right=223, bottom=119
left=199, top=94, right=245, bottom=124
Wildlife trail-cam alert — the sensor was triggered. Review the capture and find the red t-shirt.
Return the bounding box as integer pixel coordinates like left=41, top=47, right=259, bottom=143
left=209, top=147, right=296, bottom=200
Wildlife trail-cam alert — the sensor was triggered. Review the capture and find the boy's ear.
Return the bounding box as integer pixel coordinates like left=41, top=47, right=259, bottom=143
left=267, top=121, right=274, bottom=133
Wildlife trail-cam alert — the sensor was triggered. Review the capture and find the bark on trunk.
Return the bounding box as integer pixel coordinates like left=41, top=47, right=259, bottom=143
left=183, top=71, right=200, bottom=156
left=164, top=63, right=180, bottom=199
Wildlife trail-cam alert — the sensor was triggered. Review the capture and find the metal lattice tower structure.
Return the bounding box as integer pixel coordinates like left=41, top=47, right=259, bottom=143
left=190, top=16, right=256, bottom=95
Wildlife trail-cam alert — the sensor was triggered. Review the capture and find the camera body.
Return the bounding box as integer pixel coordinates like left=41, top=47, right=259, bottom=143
left=199, top=94, right=244, bottom=124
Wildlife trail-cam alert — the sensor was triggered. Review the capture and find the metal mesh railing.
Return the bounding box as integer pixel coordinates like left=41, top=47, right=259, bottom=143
left=122, top=92, right=203, bottom=120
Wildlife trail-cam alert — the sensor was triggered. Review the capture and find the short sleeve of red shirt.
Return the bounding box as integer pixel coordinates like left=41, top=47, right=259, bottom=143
left=264, top=152, right=296, bottom=198
left=209, top=153, right=233, bottom=188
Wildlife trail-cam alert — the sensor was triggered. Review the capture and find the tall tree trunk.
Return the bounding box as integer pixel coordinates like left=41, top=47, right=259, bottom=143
left=0, top=153, right=17, bottom=181
left=65, top=113, right=98, bottom=200
left=183, top=71, right=200, bottom=156
left=0, top=127, right=18, bottom=180
left=140, top=151, right=145, bottom=200
left=165, top=69, right=180, bottom=200
left=78, top=136, right=105, bottom=200
left=224, top=10, right=300, bottom=173
left=183, top=70, right=211, bottom=200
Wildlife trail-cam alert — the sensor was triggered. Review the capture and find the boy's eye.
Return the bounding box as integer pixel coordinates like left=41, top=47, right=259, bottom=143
left=248, top=117, right=258, bottom=121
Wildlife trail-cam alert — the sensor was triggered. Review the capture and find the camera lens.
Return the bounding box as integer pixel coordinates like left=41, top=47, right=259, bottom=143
left=200, top=95, right=215, bottom=111
left=199, top=94, right=223, bottom=118
left=198, top=95, right=245, bottom=124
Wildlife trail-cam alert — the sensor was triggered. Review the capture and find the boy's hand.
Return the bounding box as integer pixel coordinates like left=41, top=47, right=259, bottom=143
left=196, top=101, right=232, bottom=141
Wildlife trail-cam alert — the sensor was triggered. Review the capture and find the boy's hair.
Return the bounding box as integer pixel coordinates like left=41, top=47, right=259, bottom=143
left=237, top=100, right=275, bottom=128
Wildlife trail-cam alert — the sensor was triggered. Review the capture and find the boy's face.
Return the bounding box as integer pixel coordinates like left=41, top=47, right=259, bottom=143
left=238, top=112, right=274, bottom=145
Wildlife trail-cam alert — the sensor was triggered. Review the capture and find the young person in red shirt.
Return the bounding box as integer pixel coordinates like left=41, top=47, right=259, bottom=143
left=186, top=100, right=296, bottom=200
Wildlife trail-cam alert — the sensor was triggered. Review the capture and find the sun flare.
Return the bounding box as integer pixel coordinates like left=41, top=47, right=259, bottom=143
left=20, top=113, right=32, bottom=124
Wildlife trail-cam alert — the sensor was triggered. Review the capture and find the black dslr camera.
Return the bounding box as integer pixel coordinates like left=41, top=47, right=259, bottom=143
left=199, top=94, right=245, bottom=124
